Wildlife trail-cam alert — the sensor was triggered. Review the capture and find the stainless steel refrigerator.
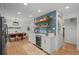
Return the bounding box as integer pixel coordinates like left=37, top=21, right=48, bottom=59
left=0, top=16, right=8, bottom=55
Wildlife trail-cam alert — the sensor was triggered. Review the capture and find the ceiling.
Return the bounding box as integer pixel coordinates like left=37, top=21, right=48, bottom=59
left=0, top=3, right=79, bottom=21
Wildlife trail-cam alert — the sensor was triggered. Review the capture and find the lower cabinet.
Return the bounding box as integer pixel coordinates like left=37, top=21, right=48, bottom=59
left=28, top=32, right=36, bottom=44
left=41, top=36, right=56, bottom=54
left=41, top=38, right=51, bottom=53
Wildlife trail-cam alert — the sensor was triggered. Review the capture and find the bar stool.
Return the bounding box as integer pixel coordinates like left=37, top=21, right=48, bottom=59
left=9, top=34, right=16, bottom=42
left=23, top=33, right=26, bottom=39
left=17, top=33, right=23, bottom=40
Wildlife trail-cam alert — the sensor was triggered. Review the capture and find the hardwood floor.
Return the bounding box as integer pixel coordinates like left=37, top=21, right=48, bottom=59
left=6, top=38, right=79, bottom=55
left=52, top=43, right=79, bottom=55
left=6, top=39, right=47, bottom=55
left=23, top=43, right=47, bottom=55
left=6, top=39, right=29, bottom=55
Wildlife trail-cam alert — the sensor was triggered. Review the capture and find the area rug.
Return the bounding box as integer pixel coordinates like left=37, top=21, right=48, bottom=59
left=23, top=43, right=47, bottom=55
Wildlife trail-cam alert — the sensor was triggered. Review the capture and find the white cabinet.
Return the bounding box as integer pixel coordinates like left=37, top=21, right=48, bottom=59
left=28, top=32, right=36, bottom=44
left=41, top=37, right=51, bottom=53
left=41, top=35, right=56, bottom=53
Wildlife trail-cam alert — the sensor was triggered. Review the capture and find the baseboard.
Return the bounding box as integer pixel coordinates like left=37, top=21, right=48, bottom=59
left=29, top=41, right=50, bottom=55
left=64, top=42, right=76, bottom=46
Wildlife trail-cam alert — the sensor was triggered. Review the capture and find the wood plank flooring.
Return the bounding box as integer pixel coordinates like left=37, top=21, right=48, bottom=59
left=6, top=38, right=79, bottom=55
left=6, top=39, right=28, bottom=55
left=23, top=43, right=47, bottom=55
left=6, top=39, right=47, bottom=55
left=52, top=43, right=79, bottom=55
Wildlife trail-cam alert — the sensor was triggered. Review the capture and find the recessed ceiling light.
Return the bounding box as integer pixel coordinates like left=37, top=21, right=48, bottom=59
left=24, top=3, right=27, bottom=6
left=65, top=6, right=70, bottom=9
left=38, top=9, right=41, bottom=13
left=18, top=12, right=21, bottom=15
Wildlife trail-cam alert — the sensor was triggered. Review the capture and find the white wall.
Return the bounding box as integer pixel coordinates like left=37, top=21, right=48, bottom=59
left=64, top=18, right=77, bottom=44
left=63, top=12, right=79, bottom=50
left=5, top=16, right=26, bottom=34
left=56, top=11, right=64, bottom=50
left=26, top=19, right=36, bottom=44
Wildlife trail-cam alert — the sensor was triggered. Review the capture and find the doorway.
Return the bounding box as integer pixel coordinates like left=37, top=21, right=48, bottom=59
left=63, top=17, right=77, bottom=49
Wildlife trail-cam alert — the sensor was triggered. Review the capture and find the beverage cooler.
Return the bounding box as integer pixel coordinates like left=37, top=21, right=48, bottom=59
left=0, top=16, right=8, bottom=55
left=36, top=35, right=41, bottom=47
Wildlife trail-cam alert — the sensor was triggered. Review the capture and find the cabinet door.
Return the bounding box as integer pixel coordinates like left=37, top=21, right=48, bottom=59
left=41, top=37, right=46, bottom=50
left=41, top=36, right=51, bottom=53
left=51, top=37, right=56, bottom=52
left=44, top=38, right=51, bottom=53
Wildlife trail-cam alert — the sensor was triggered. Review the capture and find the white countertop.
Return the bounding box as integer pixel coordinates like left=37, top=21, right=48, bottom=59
left=35, top=33, right=56, bottom=39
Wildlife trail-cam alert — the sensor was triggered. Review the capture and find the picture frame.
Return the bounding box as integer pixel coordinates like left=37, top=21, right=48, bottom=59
left=13, top=21, right=19, bottom=26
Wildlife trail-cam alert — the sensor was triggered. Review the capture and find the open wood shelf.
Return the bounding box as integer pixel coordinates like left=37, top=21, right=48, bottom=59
left=34, top=19, right=49, bottom=23
left=34, top=16, right=51, bottom=35
left=34, top=25, right=49, bottom=28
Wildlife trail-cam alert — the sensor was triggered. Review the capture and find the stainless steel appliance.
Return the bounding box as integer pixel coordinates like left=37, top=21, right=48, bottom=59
left=36, top=35, right=41, bottom=47
left=0, top=16, right=8, bottom=55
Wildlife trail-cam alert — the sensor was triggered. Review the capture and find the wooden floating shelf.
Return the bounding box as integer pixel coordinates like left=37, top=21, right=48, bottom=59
left=34, top=26, right=49, bottom=28
left=34, top=19, right=49, bottom=23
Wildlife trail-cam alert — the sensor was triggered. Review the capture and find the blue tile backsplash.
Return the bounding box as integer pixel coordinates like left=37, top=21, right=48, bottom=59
left=34, top=10, right=56, bottom=35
